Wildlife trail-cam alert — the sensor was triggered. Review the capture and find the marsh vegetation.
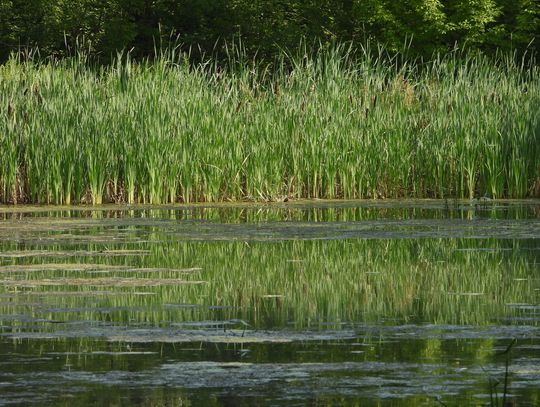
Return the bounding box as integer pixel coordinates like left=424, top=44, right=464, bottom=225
left=1, top=47, right=539, bottom=205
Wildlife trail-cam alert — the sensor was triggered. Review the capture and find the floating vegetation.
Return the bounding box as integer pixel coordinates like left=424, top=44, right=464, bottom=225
left=3, top=324, right=539, bottom=343
left=0, top=250, right=150, bottom=258
left=0, top=277, right=205, bottom=287
left=0, top=263, right=201, bottom=274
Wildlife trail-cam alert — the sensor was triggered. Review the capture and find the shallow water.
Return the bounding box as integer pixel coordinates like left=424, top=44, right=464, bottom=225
left=0, top=200, right=539, bottom=406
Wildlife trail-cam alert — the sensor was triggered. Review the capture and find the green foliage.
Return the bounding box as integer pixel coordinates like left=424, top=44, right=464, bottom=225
left=0, top=0, right=538, bottom=62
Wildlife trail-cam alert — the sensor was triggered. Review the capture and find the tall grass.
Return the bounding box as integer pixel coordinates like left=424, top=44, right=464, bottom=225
left=0, top=45, right=539, bottom=204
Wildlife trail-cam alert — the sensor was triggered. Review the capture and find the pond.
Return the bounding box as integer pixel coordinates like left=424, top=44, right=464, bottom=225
left=0, top=200, right=539, bottom=406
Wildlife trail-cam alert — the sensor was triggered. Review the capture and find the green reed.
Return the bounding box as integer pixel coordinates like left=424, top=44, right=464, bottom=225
left=0, top=46, right=539, bottom=204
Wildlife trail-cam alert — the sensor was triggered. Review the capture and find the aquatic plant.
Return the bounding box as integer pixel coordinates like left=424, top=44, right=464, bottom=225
left=0, top=46, right=539, bottom=204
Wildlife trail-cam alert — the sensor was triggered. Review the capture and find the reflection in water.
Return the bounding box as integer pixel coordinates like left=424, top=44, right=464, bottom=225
left=0, top=201, right=539, bottom=405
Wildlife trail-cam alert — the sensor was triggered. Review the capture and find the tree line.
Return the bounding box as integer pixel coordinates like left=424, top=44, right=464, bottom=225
left=0, top=0, right=538, bottom=62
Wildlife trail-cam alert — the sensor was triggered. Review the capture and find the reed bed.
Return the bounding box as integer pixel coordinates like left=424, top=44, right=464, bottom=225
left=1, top=46, right=539, bottom=204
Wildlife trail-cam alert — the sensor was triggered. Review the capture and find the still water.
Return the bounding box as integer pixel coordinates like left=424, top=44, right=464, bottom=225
left=0, top=200, right=539, bottom=406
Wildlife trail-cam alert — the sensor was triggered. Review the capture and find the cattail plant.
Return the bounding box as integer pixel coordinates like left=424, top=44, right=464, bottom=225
left=0, top=45, right=538, bottom=204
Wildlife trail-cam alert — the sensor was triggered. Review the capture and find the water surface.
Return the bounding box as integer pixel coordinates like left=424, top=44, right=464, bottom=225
left=1, top=200, right=539, bottom=405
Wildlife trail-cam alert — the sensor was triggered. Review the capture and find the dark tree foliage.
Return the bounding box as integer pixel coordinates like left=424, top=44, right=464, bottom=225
left=0, top=0, right=538, bottom=63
